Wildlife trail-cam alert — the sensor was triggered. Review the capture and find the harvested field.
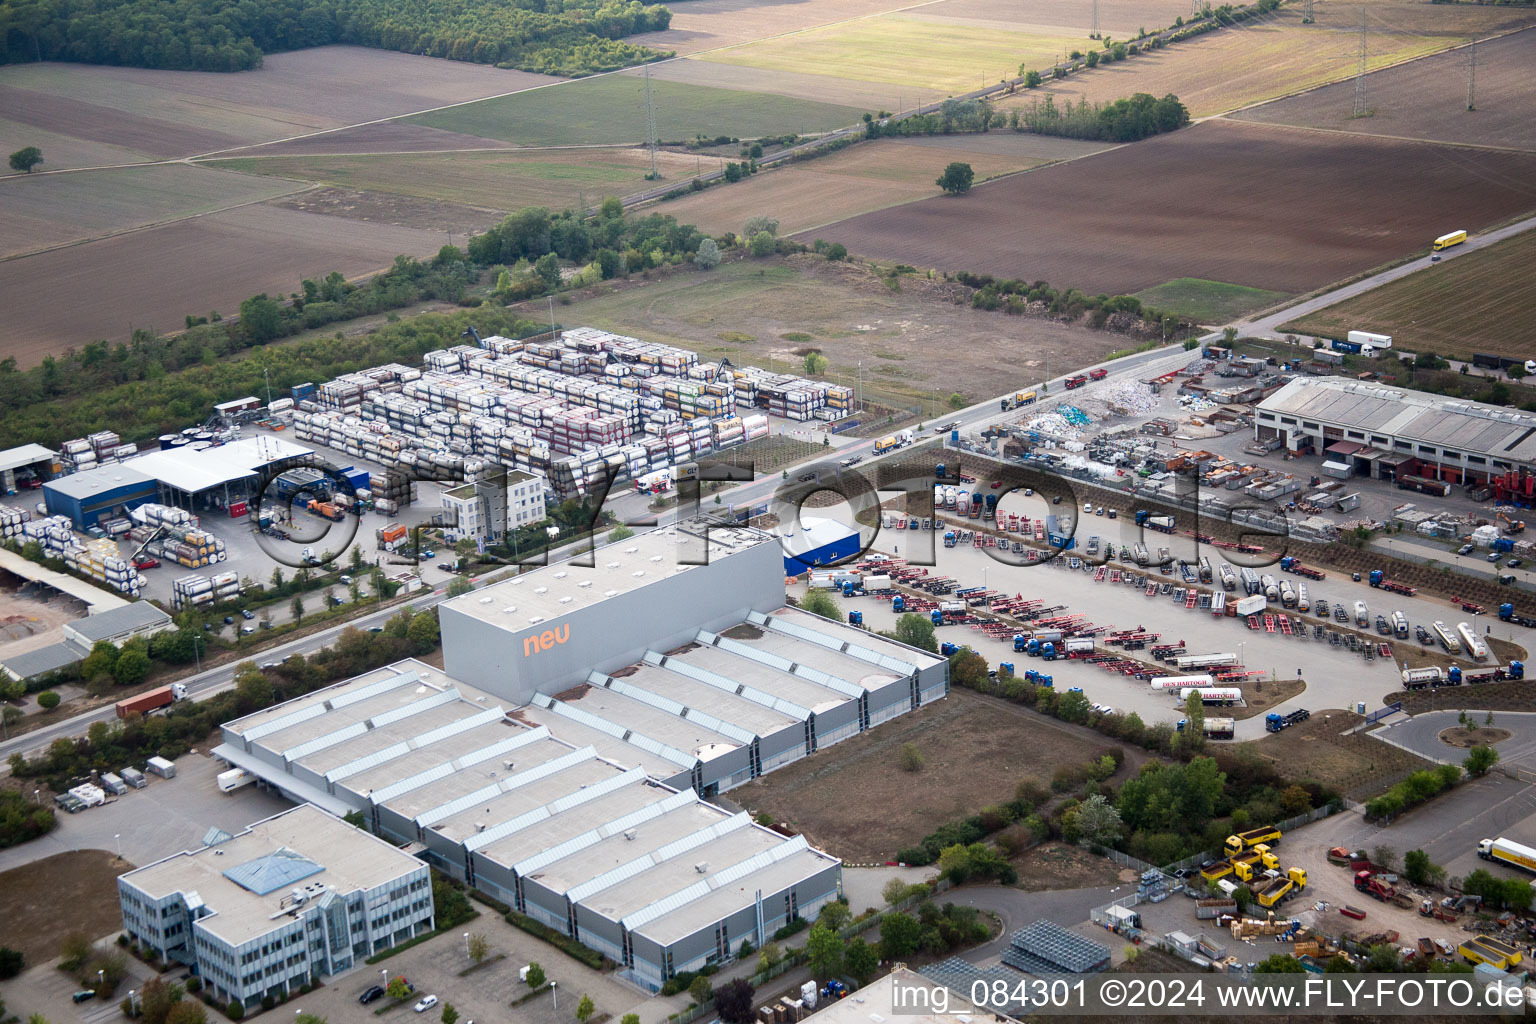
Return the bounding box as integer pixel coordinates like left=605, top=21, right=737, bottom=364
left=729, top=687, right=1150, bottom=861
left=212, top=147, right=703, bottom=213
left=992, top=0, right=1536, bottom=119
left=0, top=203, right=450, bottom=366
left=1133, top=278, right=1291, bottom=325
left=805, top=119, right=1536, bottom=295
left=0, top=47, right=546, bottom=167
left=653, top=137, right=1061, bottom=236
left=627, top=0, right=912, bottom=54
left=410, top=74, right=865, bottom=148
left=215, top=122, right=517, bottom=158
left=699, top=13, right=1080, bottom=95
left=918, top=0, right=1187, bottom=37
left=643, top=59, right=907, bottom=113
left=0, top=164, right=303, bottom=259
left=0, top=849, right=131, bottom=964
left=1281, top=228, right=1536, bottom=362
left=513, top=254, right=1133, bottom=409
left=1234, top=27, right=1536, bottom=149
left=1244, top=708, right=1437, bottom=801
left=275, top=187, right=502, bottom=235
left=0, top=115, right=150, bottom=172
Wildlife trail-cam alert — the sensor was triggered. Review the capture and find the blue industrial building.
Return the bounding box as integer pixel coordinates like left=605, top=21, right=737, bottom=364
left=779, top=516, right=862, bottom=574
left=43, top=466, right=158, bottom=529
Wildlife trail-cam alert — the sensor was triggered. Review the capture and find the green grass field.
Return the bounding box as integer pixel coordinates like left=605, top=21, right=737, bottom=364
left=407, top=76, right=865, bottom=147
left=207, top=149, right=697, bottom=212
left=699, top=14, right=1080, bottom=94
left=1133, top=278, right=1291, bottom=325
left=1281, top=230, right=1536, bottom=362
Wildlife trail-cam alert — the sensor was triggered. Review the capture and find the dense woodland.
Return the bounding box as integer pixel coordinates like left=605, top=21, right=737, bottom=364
left=0, top=0, right=674, bottom=74
left=1015, top=92, right=1190, bottom=143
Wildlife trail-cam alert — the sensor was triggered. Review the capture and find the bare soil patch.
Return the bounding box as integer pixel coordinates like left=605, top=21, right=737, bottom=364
left=1439, top=726, right=1511, bottom=748
left=0, top=83, right=243, bottom=159
left=808, top=119, right=1536, bottom=295
left=1242, top=707, right=1437, bottom=800
left=730, top=687, right=1153, bottom=861
left=1013, top=841, right=1128, bottom=890
left=646, top=59, right=909, bottom=112
left=1228, top=677, right=1307, bottom=719
left=919, top=0, right=1187, bottom=36
left=520, top=254, right=1135, bottom=409
left=1395, top=681, right=1536, bottom=716
left=1, top=201, right=452, bottom=366
left=1233, top=27, right=1536, bottom=150
left=0, top=849, right=133, bottom=964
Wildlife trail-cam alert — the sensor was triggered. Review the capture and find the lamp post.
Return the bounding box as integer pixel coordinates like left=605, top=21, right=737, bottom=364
left=115, top=833, right=122, bottom=859
left=464, top=932, right=470, bottom=959
left=551, top=980, right=558, bottom=1011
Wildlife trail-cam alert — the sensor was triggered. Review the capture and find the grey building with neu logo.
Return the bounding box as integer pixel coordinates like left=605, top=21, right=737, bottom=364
left=117, top=805, right=432, bottom=1007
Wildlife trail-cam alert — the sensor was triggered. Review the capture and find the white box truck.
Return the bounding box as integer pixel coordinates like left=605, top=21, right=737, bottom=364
left=217, top=768, right=255, bottom=794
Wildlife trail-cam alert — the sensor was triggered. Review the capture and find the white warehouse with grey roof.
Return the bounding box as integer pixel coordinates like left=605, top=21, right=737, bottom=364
left=210, top=520, right=946, bottom=989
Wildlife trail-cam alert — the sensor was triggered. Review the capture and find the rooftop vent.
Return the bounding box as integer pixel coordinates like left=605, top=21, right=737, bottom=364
left=529, top=616, right=544, bottom=625
left=503, top=760, right=516, bottom=770
left=632, top=571, right=645, bottom=578
left=577, top=581, right=592, bottom=588
left=534, top=586, right=548, bottom=594
left=624, top=828, right=637, bottom=840
left=625, top=546, right=640, bottom=554
left=606, top=562, right=621, bottom=569
left=478, top=596, right=493, bottom=604
left=502, top=606, right=517, bottom=614
left=604, top=589, right=618, bottom=597
left=694, top=861, right=709, bottom=874
left=554, top=571, right=568, bottom=579
left=559, top=596, right=573, bottom=604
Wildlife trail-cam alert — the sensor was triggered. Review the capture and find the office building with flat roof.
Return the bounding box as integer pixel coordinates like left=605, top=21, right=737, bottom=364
left=117, top=805, right=432, bottom=1007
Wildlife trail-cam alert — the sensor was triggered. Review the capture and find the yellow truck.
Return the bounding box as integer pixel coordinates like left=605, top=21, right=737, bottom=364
left=1232, top=846, right=1280, bottom=882
left=1225, top=826, right=1283, bottom=857
left=1200, top=860, right=1234, bottom=882
left=1254, top=868, right=1308, bottom=909
left=874, top=436, right=899, bottom=455
left=1433, top=229, right=1468, bottom=251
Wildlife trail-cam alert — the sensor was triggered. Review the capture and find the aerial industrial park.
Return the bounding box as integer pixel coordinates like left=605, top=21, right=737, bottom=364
left=5, top=0, right=1536, bottom=1020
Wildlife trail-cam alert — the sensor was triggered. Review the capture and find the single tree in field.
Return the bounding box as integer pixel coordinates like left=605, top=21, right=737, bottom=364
left=936, top=162, right=975, bottom=195
left=9, top=147, right=42, bottom=173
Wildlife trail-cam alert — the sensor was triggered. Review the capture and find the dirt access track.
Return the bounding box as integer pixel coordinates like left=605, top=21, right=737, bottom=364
left=0, top=849, right=131, bottom=965
left=728, top=687, right=1157, bottom=862
left=805, top=119, right=1536, bottom=296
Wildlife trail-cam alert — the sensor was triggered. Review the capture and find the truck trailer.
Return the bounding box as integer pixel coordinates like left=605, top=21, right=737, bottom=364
left=1179, top=687, right=1242, bottom=706
left=1458, top=622, right=1489, bottom=661
left=1478, top=837, right=1536, bottom=875
left=1225, top=826, right=1283, bottom=857
left=217, top=768, right=255, bottom=793
left=1172, top=652, right=1239, bottom=670
left=115, top=683, right=189, bottom=719
left=1150, top=674, right=1216, bottom=690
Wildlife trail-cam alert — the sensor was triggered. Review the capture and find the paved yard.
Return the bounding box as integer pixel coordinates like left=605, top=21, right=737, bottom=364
left=0, top=750, right=294, bottom=874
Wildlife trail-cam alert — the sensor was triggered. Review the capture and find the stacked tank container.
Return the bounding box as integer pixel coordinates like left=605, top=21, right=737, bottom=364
left=0, top=504, right=32, bottom=540
left=171, top=573, right=215, bottom=610
left=130, top=503, right=195, bottom=529
left=157, top=528, right=226, bottom=568
left=61, top=537, right=144, bottom=595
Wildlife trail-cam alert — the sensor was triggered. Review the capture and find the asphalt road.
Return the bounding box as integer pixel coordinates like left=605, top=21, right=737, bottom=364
left=1375, top=710, right=1536, bottom=769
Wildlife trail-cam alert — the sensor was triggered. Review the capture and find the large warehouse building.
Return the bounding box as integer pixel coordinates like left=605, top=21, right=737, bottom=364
left=1256, top=377, right=1536, bottom=487
left=213, top=661, right=843, bottom=989
left=215, top=519, right=946, bottom=988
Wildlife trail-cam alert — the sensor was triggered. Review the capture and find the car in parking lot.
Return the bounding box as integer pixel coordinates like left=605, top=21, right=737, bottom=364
left=413, top=995, right=439, bottom=1013
left=73, top=991, right=97, bottom=1004
left=1459, top=543, right=1475, bottom=556
left=1488, top=551, right=1502, bottom=562
left=132, top=557, right=159, bottom=570
left=240, top=626, right=255, bottom=635
left=359, top=986, right=386, bottom=1005
left=1508, top=558, right=1523, bottom=568
left=240, top=609, right=255, bottom=620
left=340, top=574, right=353, bottom=585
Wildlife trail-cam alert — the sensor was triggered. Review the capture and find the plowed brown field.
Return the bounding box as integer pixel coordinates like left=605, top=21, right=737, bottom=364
left=805, top=119, right=1536, bottom=295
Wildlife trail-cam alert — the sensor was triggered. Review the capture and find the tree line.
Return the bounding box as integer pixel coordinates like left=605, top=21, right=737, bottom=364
left=952, top=271, right=1192, bottom=336
left=1014, top=92, right=1189, bottom=143
left=0, top=0, right=678, bottom=76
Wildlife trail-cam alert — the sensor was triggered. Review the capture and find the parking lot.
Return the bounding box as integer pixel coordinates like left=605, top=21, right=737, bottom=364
left=820, top=527, right=1536, bottom=737
left=0, top=750, right=293, bottom=875
left=279, top=906, right=677, bottom=1024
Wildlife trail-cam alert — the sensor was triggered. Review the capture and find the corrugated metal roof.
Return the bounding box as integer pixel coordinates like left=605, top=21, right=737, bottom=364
left=412, top=707, right=505, bottom=748
left=241, top=703, right=328, bottom=744
left=328, top=670, right=421, bottom=710
left=462, top=766, right=644, bottom=855
left=326, top=741, right=412, bottom=783
left=657, top=644, right=812, bottom=720
left=456, top=727, right=551, bottom=768
left=755, top=611, right=918, bottom=678
left=369, top=761, right=455, bottom=804
left=369, top=688, right=460, bottom=729
left=416, top=746, right=596, bottom=827
left=284, top=720, right=368, bottom=763
left=512, top=789, right=696, bottom=876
